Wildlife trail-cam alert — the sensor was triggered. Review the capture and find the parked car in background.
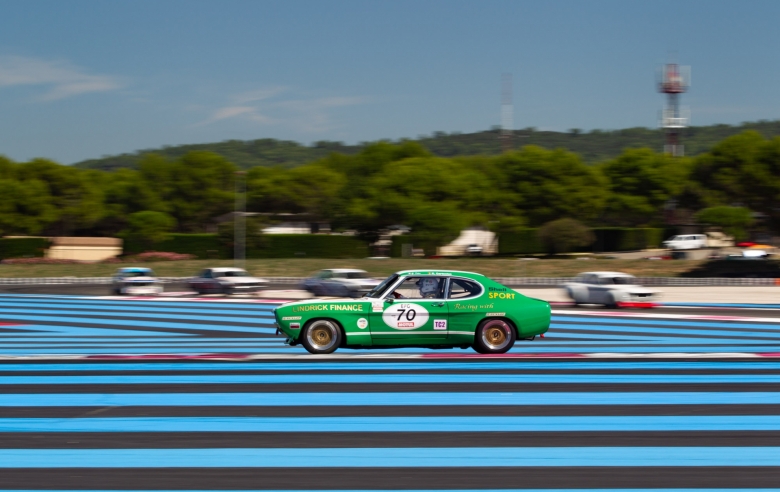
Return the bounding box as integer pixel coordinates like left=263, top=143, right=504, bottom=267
left=188, top=267, right=267, bottom=295
left=564, top=272, right=660, bottom=308
left=662, top=232, right=734, bottom=250
left=299, top=268, right=381, bottom=297
left=112, top=267, right=163, bottom=296
left=662, top=234, right=707, bottom=250
left=465, top=243, right=483, bottom=256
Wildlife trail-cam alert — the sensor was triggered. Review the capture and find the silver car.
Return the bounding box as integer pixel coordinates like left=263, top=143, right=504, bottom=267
left=189, top=267, right=267, bottom=295
left=563, top=271, right=659, bottom=307
left=112, top=267, right=163, bottom=296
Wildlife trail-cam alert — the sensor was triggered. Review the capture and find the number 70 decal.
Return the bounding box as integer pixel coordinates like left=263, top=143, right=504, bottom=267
left=382, top=303, right=430, bottom=330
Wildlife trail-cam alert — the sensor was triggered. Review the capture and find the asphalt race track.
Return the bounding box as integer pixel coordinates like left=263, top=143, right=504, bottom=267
left=1, top=293, right=780, bottom=489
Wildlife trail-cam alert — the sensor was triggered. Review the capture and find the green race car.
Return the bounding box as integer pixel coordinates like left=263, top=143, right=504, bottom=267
left=274, top=270, right=550, bottom=354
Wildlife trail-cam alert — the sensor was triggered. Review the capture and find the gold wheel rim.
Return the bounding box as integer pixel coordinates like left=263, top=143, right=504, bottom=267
left=483, top=325, right=507, bottom=348
left=308, top=322, right=337, bottom=350
left=312, top=328, right=332, bottom=346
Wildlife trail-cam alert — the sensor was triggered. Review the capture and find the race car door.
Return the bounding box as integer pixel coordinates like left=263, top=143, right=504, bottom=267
left=369, top=276, right=449, bottom=341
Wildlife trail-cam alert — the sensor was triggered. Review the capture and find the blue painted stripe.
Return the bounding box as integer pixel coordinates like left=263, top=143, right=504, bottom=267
left=3, top=373, right=780, bottom=384
left=555, top=316, right=780, bottom=330
left=0, top=447, right=778, bottom=467
left=0, top=314, right=275, bottom=334
left=2, top=391, right=778, bottom=407
left=4, top=345, right=780, bottom=355
left=552, top=322, right=780, bottom=339
left=0, top=348, right=300, bottom=354
left=666, top=302, right=780, bottom=309
left=0, top=324, right=192, bottom=338
left=0, top=295, right=280, bottom=310
left=0, top=307, right=274, bottom=324
left=4, top=361, right=780, bottom=372
left=0, top=301, right=277, bottom=316
left=4, top=416, right=780, bottom=432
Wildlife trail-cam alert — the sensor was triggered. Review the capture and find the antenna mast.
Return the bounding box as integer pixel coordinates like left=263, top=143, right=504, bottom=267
left=501, top=73, right=513, bottom=152
left=658, top=61, right=690, bottom=156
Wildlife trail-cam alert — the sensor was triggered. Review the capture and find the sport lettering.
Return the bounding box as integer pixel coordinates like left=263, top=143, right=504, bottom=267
left=489, top=292, right=516, bottom=299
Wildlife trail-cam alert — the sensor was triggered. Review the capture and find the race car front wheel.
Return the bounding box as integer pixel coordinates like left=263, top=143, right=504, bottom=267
left=473, top=318, right=516, bottom=354
left=301, top=319, right=342, bottom=354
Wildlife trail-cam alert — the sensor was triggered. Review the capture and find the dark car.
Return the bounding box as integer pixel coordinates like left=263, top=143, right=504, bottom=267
left=299, top=269, right=381, bottom=297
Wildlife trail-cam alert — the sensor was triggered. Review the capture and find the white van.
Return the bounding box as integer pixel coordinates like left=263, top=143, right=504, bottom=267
left=662, top=234, right=708, bottom=250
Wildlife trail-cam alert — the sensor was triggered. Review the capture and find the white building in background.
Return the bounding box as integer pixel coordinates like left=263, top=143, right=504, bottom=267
left=436, top=227, right=498, bottom=257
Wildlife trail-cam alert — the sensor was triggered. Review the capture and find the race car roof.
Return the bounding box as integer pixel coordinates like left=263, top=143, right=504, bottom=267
left=396, top=270, right=485, bottom=277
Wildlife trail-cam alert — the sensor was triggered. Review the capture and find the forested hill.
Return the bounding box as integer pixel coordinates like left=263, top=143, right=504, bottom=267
left=72, top=119, right=780, bottom=171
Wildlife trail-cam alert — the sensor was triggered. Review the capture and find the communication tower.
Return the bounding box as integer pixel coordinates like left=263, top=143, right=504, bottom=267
left=657, top=62, right=690, bottom=156
left=501, top=73, right=513, bottom=152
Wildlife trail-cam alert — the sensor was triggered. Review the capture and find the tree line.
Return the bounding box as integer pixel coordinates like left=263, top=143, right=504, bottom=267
left=1, top=130, right=778, bottom=247
left=72, top=120, right=780, bottom=171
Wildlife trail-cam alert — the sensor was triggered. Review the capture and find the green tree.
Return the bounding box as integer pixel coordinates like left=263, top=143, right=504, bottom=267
left=0, top=178, right=57, bottom=235
left=688, top=131, right=780, bottom=228
left=537, top=218, right=595, bottom=255
left=599, top=148, right=691, bottom=226
left=496, top=146, right=608, bottom=226
left=139, top=152, right=237, bottom=232
left=122, top=211, right=177, bottom=250
left=694, top=206, right=755, bottom=241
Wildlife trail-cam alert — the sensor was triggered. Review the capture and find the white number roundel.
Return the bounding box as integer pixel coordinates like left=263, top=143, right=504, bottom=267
left=382, top=303, right=429, bottom=330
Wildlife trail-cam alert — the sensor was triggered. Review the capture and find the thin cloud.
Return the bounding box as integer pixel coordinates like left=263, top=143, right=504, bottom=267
left=231, top=86, right=287, bottom=104
left=0, top=55, right=122, bottom=100
left=200, top=90, right=370, bottom=132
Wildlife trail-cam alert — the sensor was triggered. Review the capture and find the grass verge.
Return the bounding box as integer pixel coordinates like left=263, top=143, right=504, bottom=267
left=0, top=258, right=706, bottom=279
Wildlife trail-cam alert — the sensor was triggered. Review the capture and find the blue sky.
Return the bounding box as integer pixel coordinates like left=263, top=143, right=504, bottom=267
left=1, top=0, right=779, bottom=164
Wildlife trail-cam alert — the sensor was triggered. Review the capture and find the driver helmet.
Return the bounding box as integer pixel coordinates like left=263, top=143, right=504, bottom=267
left=419, top=278, right=439, bottom=297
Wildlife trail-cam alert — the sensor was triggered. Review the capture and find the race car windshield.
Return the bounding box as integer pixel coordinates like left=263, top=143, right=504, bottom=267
left=223, top=271, right=249, bottom=277
left=365, top=274, right=398, bottom=298
left=124, top=271, right=151, bottom=277
left=346, top=272, right=368, bottom=279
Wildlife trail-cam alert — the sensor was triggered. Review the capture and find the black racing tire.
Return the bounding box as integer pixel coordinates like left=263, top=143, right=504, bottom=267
left=473, top=318, right=516, bottom=354
left=604, top=294, right=619, bottom=309
left=301, top=319, right=342, bottom=354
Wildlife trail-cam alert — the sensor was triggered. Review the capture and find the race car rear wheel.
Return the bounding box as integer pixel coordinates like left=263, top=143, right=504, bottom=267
left=301, top=319, right=342, bottom=354
left=473, top=318, right=516, bottom=354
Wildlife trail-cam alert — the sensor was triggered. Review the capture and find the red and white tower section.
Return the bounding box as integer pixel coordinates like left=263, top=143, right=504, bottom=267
left=658, top=63, right=690, bottom=156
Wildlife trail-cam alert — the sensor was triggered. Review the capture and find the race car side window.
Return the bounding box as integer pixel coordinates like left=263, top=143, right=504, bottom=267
left=447, top=278, right=483, bottom=299
left=389, top=277, right=445, bottom=299
left=202, top=270, right=212, bottom=279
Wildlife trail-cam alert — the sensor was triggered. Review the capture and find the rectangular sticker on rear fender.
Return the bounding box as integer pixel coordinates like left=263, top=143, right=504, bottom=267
left=433, top=320, right=447, bottom=330
left=289, top=323, right=300, bottom=329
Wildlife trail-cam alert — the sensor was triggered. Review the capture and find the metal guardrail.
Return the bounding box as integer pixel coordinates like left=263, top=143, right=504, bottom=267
left=0, top=276, right=777, bottom=287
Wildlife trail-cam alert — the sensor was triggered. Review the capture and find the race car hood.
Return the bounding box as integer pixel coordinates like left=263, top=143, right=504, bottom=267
left=605, top=285, right=659, bottom=294
left=218, top=277, right=267, bottom=285
left=120, top=276, right=159, bottom=283
left=280, top=297, right=361, bottom=309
